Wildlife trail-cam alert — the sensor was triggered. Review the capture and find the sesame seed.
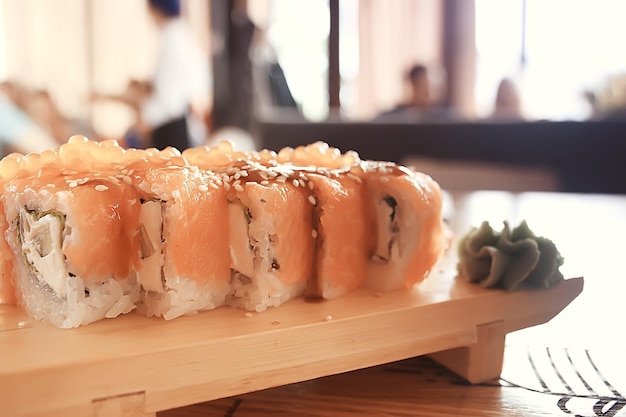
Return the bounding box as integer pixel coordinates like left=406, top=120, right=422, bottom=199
left=259, top=172, right=269, bottom=180
left=276, top=176, right=287, bottom=183
left=121, top=169, right=128, bottom=174
left=348, top=173, right=362, bottom=183
left=234, top=173, right=241, bottom=180
left=298, top=179, right=305, bottom=187
left=209, top=182, right=220, bottom=190
left=78, top=178, right=89, bottom=185
left=268, top=170, right=278, bottom=177
left=308, top=195, right=316, bottom=205
left=244, top=312, right=253, bottom=318
left=127, top=169, right=135, bottom=175
left=292, top=179, right=299, bottom=187
left=17, top=321, right=26, bottom=328
left=95, top=185, right=108, bottom=191
left=325, top=315, right=332, bottom=321
left=198, top=184, right=209, bottom=192
left=224, top=182, right=231, bottom=191
left=308, top=181, right=314, bottom=190
left=239, top=170, right=248, bottom=177
left=260, top=180, right=269, bottom=185
left=241, top=165, right=251, bottom=170
left=311, top=229, right=318, bottom=238
left=234, top=184, right=244, bottom=192
left=68, top=181, right=78, bottom=188
left=122, top=176, right=132, bottom=184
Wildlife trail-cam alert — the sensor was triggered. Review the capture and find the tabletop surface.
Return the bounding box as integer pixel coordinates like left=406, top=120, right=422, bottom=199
left=160, top=191, right=626, bottom=417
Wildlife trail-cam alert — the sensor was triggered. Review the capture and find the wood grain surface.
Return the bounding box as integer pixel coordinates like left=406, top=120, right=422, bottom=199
left=0, top=261, right=581, bottom=416
left=160, top=346, right=626, bottom=417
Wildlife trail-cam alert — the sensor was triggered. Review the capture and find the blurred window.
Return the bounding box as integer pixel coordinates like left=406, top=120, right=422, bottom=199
left=265, top=0, right=330, bottom=121
left=476, top=0, right=626, bottom=120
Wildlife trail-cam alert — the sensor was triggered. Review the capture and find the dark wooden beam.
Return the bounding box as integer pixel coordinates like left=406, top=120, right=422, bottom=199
left=210, top=0, right=255, bottom=131
left=257, top=120, right=626, bottom=194
left=328, top=0, right=341, bottom=110
left=442, top=0, right=475, bottom=115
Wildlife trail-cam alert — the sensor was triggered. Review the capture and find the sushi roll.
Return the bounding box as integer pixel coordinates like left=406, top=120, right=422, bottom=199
left=185, top=142, right=318, bottom=311
left=361, top=161, right=447, bottom=292
left=1, top=155, right=143, bottom=328
left=277, top=142, right=447, bottom=294
left=134, top=165, right=231, bottom=319
left=0, top=136, right=450, bottom=327
left=0, top=137, right=187, bottom=327
left=226, top=162, right=316, bottom=311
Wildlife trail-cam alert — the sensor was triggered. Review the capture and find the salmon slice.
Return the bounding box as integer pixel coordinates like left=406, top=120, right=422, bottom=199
left=305, top=172, right=374, bottom=299
left=0, top=200, right=16, bottom=305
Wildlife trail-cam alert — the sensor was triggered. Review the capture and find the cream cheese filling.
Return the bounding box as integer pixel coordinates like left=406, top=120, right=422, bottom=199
left=137, top=200, right=165, bottom=293
left=228, top=202, right=255, bottom=278
left=20, top=208, right=69, bottom=297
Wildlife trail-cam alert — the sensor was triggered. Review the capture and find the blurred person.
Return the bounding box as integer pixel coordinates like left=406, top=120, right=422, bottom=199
left=490, top=77, right=525, bottom=121
left=375, top=64, right=458, bottom=122
left=406, top=64, right=431, bottom=109
left=23, top=90, right=74, bottom=144
left=385, top=64, right=431, bottom=114
left=92, top=79, right=153, bottom=148
left=0, top=82, right=59, bottom=155
left=141, top=0, right=211, bottom=150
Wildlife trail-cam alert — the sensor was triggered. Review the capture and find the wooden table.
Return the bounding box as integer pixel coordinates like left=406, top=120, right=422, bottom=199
left=161, top=191, right=626, bottom=417
left=2, top=191, right=623, bottom=416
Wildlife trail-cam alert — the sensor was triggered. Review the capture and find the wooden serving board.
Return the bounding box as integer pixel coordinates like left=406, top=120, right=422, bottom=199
left=0, top=256, right=583, bottom=417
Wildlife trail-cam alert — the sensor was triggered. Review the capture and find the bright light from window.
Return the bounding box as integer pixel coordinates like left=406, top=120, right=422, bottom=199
left=0, top=1, right=5, bottom=81
left=267, top=0, right=329, bottom=121
left=476, top=0, right=626, bottom=121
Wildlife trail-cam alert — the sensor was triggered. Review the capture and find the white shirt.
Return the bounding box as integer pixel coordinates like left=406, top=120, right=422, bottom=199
left=141, top=19, right=210, bottom=129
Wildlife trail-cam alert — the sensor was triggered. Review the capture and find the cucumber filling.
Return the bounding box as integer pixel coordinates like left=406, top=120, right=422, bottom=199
left=372, top=195, right=399, bottom=262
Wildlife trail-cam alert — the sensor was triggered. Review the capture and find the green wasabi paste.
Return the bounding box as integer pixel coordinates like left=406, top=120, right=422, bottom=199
left=457, top=220, right=564, bottom=291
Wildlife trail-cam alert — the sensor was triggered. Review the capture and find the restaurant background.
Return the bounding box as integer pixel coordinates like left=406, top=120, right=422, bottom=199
left=0, top=0, right=625, bottom=191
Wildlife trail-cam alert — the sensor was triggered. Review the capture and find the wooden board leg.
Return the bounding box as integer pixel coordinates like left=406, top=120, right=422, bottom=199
left=92, top=391, right=154, bottom=417
left=428, top=320, right=505, bottom=384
